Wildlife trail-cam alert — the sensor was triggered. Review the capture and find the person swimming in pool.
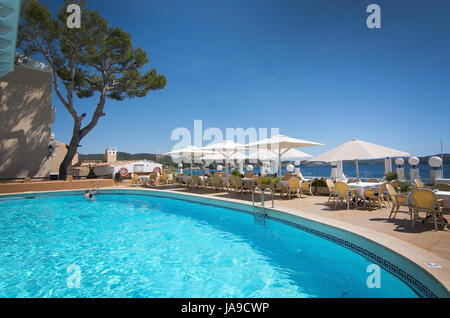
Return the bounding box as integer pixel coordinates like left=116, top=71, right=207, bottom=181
left=84, top=188, right=98, bottom=201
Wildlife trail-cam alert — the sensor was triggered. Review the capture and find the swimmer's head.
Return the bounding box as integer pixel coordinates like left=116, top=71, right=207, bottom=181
left=89, top=193, right=94, bottom=199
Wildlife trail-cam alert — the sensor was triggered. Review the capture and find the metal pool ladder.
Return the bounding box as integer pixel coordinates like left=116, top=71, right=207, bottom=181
left=252, top=187, right=274, bottom=217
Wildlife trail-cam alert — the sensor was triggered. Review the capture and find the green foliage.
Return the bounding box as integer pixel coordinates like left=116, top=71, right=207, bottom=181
left=165, top=167, right=175, bottom=174
left=312, top=178, right=327, bottom=187
left=398, top=181, right=411, bottom=193
left=231, top=170, right=244, bottom=178
left=261, top=177, right=272, bottom=185
left=18, top=0, right=167, bottom=177
left=385, top=171, right=398, bottom=182
left=19, top=0, right=167, bottom=102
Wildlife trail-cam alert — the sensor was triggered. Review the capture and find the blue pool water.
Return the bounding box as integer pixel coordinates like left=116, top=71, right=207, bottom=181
left=0, top=192, right=419, bottom=298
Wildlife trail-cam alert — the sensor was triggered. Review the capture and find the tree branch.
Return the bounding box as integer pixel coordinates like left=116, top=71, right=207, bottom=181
left=31, top=36, right=80, bottom=121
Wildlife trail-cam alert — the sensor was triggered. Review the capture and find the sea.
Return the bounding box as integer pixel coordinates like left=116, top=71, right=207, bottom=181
left=180, top=164, right=449, bottom=183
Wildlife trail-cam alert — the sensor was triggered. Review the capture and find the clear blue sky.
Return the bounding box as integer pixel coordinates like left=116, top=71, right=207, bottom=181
left=44, top=0, right=450, bottom=156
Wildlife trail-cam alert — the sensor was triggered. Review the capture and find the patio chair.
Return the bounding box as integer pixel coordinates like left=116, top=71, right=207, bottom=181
left=187, top=175, right=200, bottom=189
left=390, top=180, right=400, bottom=189
left=286, top=178, right=300, bottom=199
left=299, top=179, right=313, bottom=197
left=213, top=175, right=224, bottom=191
left=411, top=189, right=446, bottom=231
left=130, top=174, right=141, bottom=187
left=363, top=183, right=387, bottom=209
left=243, top=178, right=256, bottom=193
left=326, top=179, right=338, bottom=203
left=386, top=184, right=411, bottom=224
left=414, top=178, right=425, bottom=188
left=160, top=173, right=169, bottom=184
left=335, top=181, right=356, bottom=210
left=233, top=176, right=244, bottom=193
left=274, top=182, right=287, bottom=199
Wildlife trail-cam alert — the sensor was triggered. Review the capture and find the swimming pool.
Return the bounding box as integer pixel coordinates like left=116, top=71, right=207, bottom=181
left=0, top=190, right=433, bottom=297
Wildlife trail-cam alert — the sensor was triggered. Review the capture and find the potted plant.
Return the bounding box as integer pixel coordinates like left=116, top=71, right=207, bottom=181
left=311, top=178, right=329, bottom=195
left=231, top=170, right=244, bottom=178
left=385, top=171, right=398, bottom=182
left=397, top=181, right=411, bottom=194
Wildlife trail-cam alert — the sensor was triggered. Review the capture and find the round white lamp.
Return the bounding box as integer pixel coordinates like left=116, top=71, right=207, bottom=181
left=294, top=160, right=300, bottom=167
left=264, top=161, right=271, bottom=168
left=395, top=158, right=404, bottom=167
left=408, top=156, right=419, bottom=168
left=395, top=158, right=405, bottom=181
left=287, top=164, right=295, bottom=173
left=429, top=156, right=442, bottom=184
left=217, top=165, right=223, bottom=172
left=429, top=156, right=442, bottom=169
left=247, top=164, right=253, bottom=172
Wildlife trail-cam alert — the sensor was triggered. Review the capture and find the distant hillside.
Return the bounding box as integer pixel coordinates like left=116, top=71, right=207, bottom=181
left=79, top=152, right=175, bottom=166
left=79, top=152, right=449, bottom=167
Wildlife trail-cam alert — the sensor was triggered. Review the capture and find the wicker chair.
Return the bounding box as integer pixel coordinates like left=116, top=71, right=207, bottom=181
left=274, top=182, right=287, bottom=199
left=363, top=182, right=388, bottom=209
left=386, top=184, right=411, bottom=222
left=212, top=175, right=224, bottom=191
left=367, top=178, right=379, bottom=183
left=286, top=178, right=300, bottom=199
left=187, top=175, right=200, bottom=189
left=411, top=189, right=446, bottom=231
left=233, top=176, right=244, bottom=193
left=130, top=174, right=141, bottom=187
left=326, top=179, right=337, bottom=203
left=390, top=180, right=400, bottom=189
left=335, top=181, right=356, bottom=210
left=414, top=178, right=425, bottom=188
left=299, top=179, right=313, bottom=197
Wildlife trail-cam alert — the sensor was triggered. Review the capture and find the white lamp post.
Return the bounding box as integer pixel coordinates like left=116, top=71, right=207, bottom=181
left=395, top=158, right=405, bottom=182
left=217, top=165, right=223, bottom=173
left=247, top=164, right=253, bottom=173
left=178, top=163, right=183, bottom=175
left=384, top=157, right=392, bottom=175
left=294, top=160, right=302, bottom=177
left=262, top=161, right=271, bottom=176
left=408, top=156, right=420, bottom=183
left=330, top=161, right=338, bottom=181
left=429, top=156, right=442, bottom=184
left=287, top=164, right=295, bottom=173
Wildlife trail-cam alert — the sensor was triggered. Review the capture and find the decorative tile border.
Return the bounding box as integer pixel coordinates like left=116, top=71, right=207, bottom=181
left=271, top=217, right=435, bottom=298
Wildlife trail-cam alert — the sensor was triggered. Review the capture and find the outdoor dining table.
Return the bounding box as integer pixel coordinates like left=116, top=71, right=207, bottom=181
left=347, top=181, right=384, bottom=199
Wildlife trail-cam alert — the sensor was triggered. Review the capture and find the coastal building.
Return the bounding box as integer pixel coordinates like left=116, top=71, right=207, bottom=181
left=0, top=59, right=55, bottom=180
left=68, top=147, right=163, bottom=178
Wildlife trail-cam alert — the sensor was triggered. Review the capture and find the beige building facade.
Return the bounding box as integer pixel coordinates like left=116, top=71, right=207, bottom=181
left=0, top=64, right=54, bottom=180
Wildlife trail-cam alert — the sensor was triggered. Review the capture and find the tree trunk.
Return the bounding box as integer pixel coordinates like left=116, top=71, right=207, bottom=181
left=58, top=120, right=82, bottom=180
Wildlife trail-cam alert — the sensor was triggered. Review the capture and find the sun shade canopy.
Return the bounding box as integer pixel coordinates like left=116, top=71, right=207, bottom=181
left=309, top=139, right=411, bottom=163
